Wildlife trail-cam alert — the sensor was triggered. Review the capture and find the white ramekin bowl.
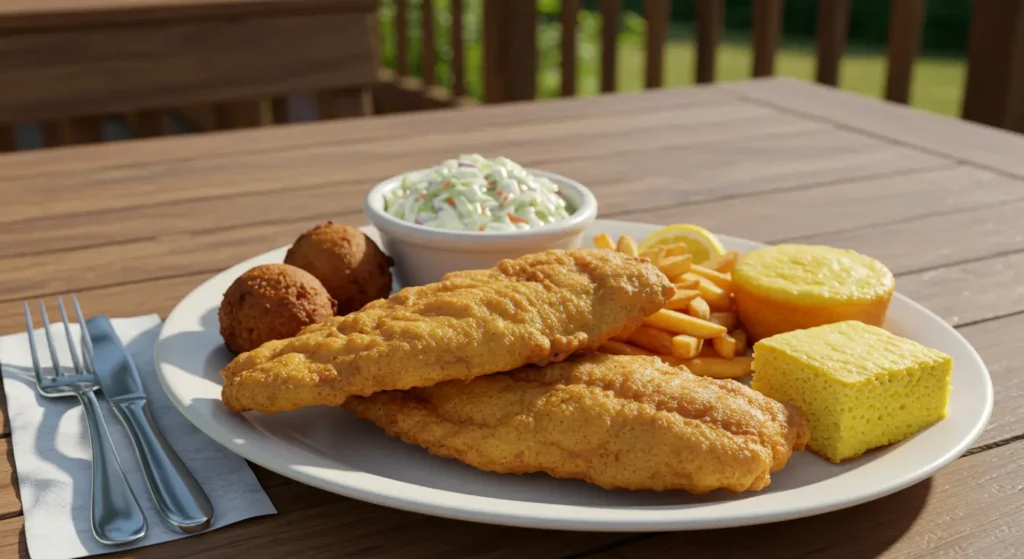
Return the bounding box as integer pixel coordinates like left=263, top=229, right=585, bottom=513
left=364, top=169, right=599, bottom=286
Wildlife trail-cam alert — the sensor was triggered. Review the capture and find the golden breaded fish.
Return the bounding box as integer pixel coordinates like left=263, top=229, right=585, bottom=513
left=221, top=249, right=674, bottom=414
left=345, top=353, right=810, bottom=493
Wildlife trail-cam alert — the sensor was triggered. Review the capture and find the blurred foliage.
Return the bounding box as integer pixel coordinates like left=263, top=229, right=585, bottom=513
left=377, top=0, right=967, bottom=114
left=591, top=0, right=971, bottom=53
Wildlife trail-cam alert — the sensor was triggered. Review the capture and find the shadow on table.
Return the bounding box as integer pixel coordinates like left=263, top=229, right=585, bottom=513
left=0, top=365, right=97, bottom=554
left=155, top=307, right=233, bottom=383
left=638, top=477, right=932, bottom=557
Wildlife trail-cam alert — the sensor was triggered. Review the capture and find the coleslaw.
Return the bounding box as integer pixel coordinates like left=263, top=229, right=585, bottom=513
left=383, top=154, right=573, bottom=232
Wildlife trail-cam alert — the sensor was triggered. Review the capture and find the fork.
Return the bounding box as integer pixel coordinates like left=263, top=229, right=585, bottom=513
left=24, top=295, right=147, bottom=545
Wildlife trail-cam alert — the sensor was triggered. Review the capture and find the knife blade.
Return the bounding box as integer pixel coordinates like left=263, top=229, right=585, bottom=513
left=86, top=315, right=214, bottom=533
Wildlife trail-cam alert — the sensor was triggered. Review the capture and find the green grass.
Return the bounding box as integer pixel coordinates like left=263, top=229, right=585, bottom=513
left=571, top=39, right=967, bottom=117
left=378, top=2, right=968, bottom=118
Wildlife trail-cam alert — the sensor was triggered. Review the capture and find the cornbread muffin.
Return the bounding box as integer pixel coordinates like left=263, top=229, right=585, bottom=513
left=750, top=320, right=952, bottom=463
left=732, top=244, right=895, bottom=341
left=285, top=222, right=393, bottom=315
left=219, top=264, right=337, bottom=354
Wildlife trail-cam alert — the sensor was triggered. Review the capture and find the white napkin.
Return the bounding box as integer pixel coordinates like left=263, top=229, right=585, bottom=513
left=0, top=315, right=277, bottom=559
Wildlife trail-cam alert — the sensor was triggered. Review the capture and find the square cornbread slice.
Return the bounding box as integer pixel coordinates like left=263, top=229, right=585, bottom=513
left=750, top=320, right=952, bottom=463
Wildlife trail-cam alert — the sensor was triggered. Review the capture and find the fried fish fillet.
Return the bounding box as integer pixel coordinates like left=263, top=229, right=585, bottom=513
left=344, top=353, right=810, bottom=493
left=221, top=249, right=674, bottom=414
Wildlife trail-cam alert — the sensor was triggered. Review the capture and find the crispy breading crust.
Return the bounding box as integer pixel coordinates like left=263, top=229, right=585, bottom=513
left=221, top=249, right=674, bottom=414
left=345, top=353, right=810, bottom=493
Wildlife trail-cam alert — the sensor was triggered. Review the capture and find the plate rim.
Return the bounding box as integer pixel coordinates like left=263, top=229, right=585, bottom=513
left=154, top=218, right=994, bottom=532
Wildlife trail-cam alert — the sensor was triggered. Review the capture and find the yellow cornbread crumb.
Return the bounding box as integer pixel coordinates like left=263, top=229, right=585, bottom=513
left=750, top=320, right=952, bottom=463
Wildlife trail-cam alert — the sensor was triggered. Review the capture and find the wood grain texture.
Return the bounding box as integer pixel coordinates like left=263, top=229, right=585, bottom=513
left=885, top=0, right=925, bottom=104
left=0, top=127, right=13, bottom=152
left=483, top=0, right=536, bottom=102
left=420, top=0, right=435, bottom=86
left=752, top=0, right=784, bottom=77
left=609, top=165, right=1017, bottom=242
left=0, top=85, right=737, bottom=183
left=0, top=103, right=813, bottom=228
left=0, top=0, right=378, bottom=30
left=0, top=10, right=378, bottom=123
left=395, top=0, right=409, bottom=75
left=585, top=440, right=1024, bottom=559
left=695, top=0, right=723, bottom=83
left=644, top=0, right=669, bottom=88
left=40, top=117, right=105, bottom=146
left=0, top=441, right=18, bottom=520
left=317, top=89, right=372, bottom=120
left=898, top=251, right=1024, bottom=328
left=21, top=481, right=636, bottom=559
left=814, top=0, right=848, bottom=86
left=558, top=126, right=944, bottom=214
left=954, top=314, right=1024, bottom=448
left=723, top=78, right=1024, bottom=179
left=963, top=0, right=1024, bottom=132
left=130, top=110, right=170, bottom=137
left=791, top=198, right=1024, bottom=276
left=450, top=0, right=464, bottom=96
left=561, top=0, right=579, bottom=96
left=601, top=0, right=622, bottom=92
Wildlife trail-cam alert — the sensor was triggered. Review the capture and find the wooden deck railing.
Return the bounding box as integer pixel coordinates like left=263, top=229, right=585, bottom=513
left=386, top=0, right=1024, bottom=133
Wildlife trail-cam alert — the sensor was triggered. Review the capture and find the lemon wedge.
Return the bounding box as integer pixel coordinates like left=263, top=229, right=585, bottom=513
left=639, top=224, right=726, bottom=264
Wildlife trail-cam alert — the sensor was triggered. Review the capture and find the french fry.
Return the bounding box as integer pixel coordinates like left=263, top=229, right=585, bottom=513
left=664, top=289, right=701, bottom=310
left=599, top=340, right=654, bottom=356
left=691, top=264, right=732, bottom=290
left=643, top=309, right=727, bottom=339
left=657, top=254, right=693, bottom=278
left=732, top=329, right=749, bottom=355
left=680, top=356, right=753, bottom=379
left=695, top=275, right=733, bottom=310
left=702, top=251, right=739, bottom=273
left=672, top=275, right=699, bottom=290
left=663, top=243, right=689, bottom=257
left=671, top=334, right=702, bottom=359
left=593, top=233, right=615, bottom=250
left=639, top=247, right=665, bottom=264
left=616, top=235, right=639, bottom=257
left=709, top=312, right=737, bottom=330
left=712, top=333, right=737, bottom=359
left=626, top=325, right=675, bottom=355
left=687, top=297, right=711, bottom=320
left=699, top=344, right=720, bottom=357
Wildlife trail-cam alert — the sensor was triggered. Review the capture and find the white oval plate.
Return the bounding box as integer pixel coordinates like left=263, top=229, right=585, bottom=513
left=155, top=219, right=993, bottom=532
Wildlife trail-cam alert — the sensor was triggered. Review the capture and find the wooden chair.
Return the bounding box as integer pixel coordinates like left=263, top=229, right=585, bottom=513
left=0, top=0, right=383, bottom=151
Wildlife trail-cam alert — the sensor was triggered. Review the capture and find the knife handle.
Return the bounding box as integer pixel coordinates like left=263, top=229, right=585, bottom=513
left=115, top=399, right=214, bottom=533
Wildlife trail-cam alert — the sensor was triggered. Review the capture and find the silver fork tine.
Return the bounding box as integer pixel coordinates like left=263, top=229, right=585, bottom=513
left=72, top=294, right=96, bottom=374
left=23, top=302, right=47, bottom=386
left=38, top=299, right=64, bottom=377
left=58, top=296, right=86, bottom=376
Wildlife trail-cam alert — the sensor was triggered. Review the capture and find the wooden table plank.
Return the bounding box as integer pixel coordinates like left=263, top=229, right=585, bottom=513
left=0, top=86, right=738, bottom=183
left=0, top=80, right=1021, bottom=559
left=553, top=127, right=947, bottom=213
left=0, top=0, right=377, bottom=30
left=0, top=126, right=947, bottom=260
left=954, top=314, right=1024, bottom=448
left=724, top=77, right=1024, bottom=180
left=0, top=218, right=344, bottom=303
left=897, top=252, right=1024, bottom=327
left=610, top=165, right=1022, bottom=243
left=790, top=199, right=1024, bottom=276
left=583, top=439, right=1024, bottom=559
left=1, top=103, right=818, bottom=226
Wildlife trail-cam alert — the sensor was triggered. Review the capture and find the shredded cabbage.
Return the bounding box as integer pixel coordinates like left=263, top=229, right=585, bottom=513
left=383, top=154, right=573, bottom=232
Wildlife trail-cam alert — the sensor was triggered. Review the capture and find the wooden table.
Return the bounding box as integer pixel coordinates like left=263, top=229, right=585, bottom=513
left=1, top=78, right=1022, bottom=558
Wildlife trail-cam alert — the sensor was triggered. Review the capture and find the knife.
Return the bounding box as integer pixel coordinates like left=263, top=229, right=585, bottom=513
left=86, top=316, right=214, bottom=533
